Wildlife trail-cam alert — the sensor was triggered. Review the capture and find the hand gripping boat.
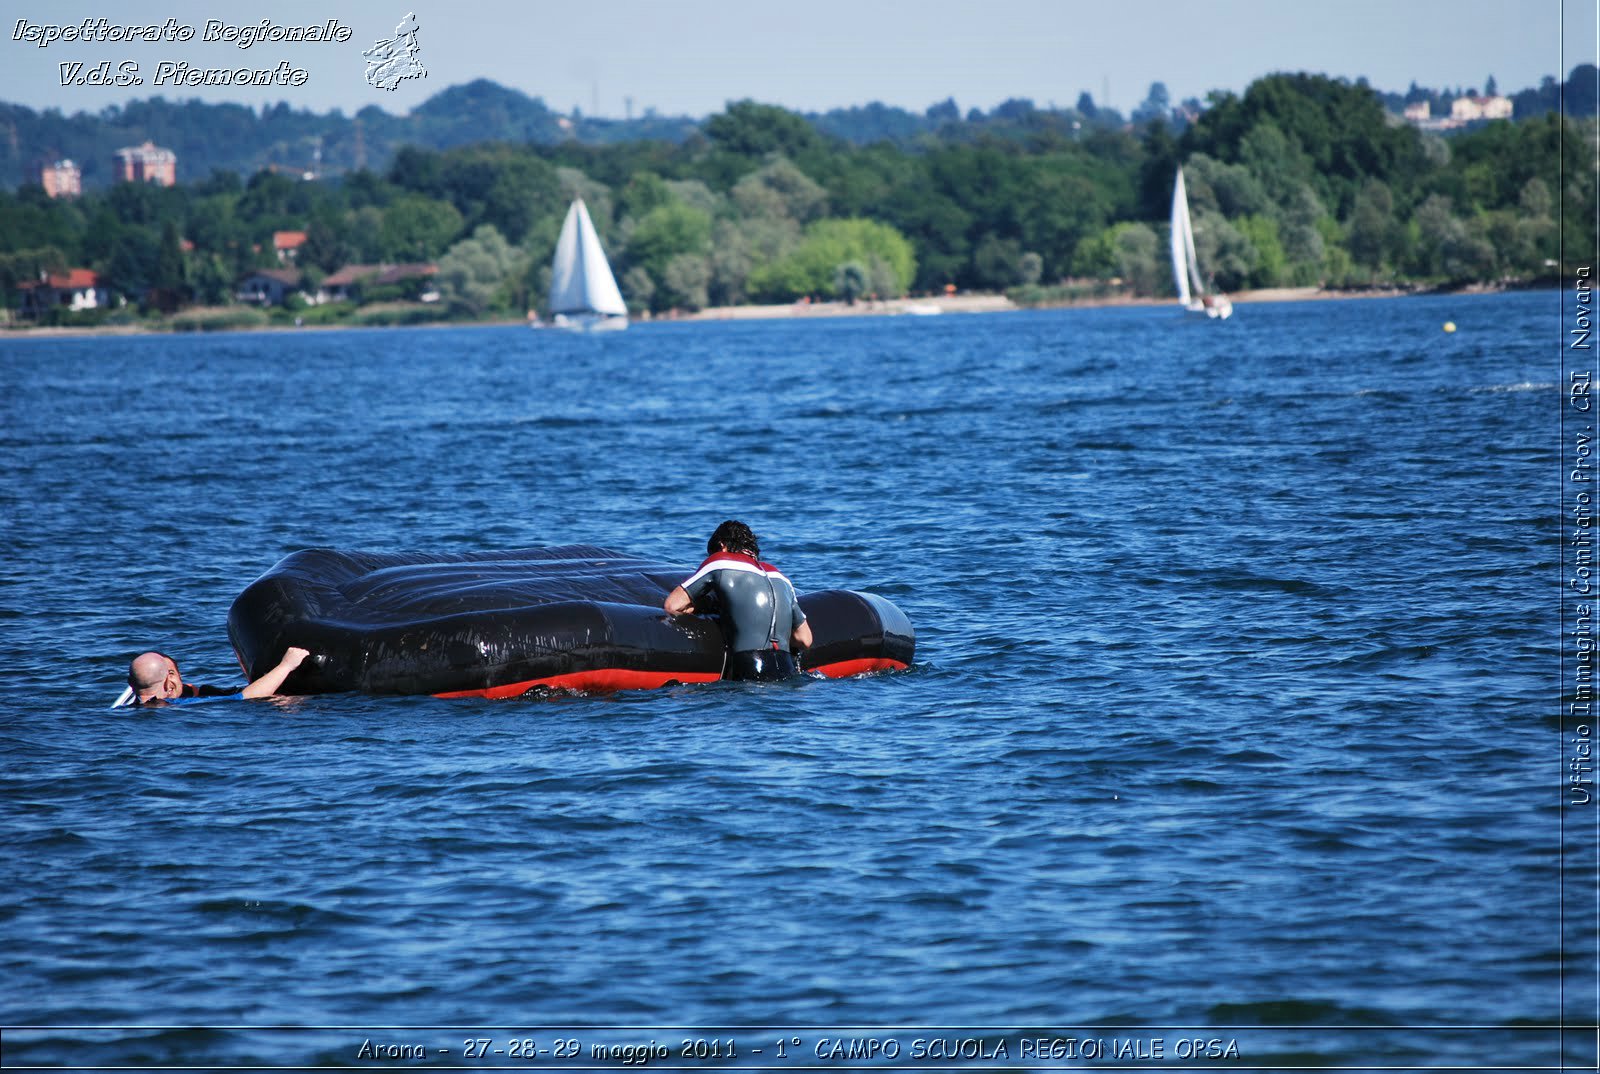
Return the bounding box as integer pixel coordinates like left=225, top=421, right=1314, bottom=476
left=227, top=545, right=914, bottom=698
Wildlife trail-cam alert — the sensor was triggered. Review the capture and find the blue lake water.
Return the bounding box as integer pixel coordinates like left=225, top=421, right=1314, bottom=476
left=0, top=291, right=1588, bottom=1069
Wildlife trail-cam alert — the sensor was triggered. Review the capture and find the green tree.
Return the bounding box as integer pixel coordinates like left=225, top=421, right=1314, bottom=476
left=1412, top=194, right=1494, bottom=280
left=972, top=232, right=1025, bottom=289
left=618, top=172, right=672, bottom=220
left=660, top=253, right=711, bottom=310
left=380, top=195, right=464, bottom=261
left=620, top=264, right=655, bottom=314
left=625, top=202, right=712, bottom=285
left=705, top=100, right=826, bottom=160
left=665, top=179, right=722, bottom=218
left=833, top=261, right=867, bottom=304
left=1345, top=180, right=1398, bottom=276
left=1238, top=121, right=1315, bottom=207
left=1278, top=185, right=1327, bottom=283
left=1185, top=73, right=1430, bottom=215
left=1, top=186, right=86, bottom=256
left=1190, top=209, right=1257, bottom=292
left=415, top=148, right=561, bottom=245
left=1136, top=121, right=1181, bottom=221
left=237, top=169, right=308, bottom=225
left=707, top=216, right=800, bottom=306
left=346, top=206, right=388, bottom=263
left=104, top=228, right=158, bottom=298
left=878, top=190, right=971, bottom=291
left=302, top=216, right=353, bottom=273
left=731, top=156, right=828, bottom=223
left=747, top=217, right=916, bottom=301
left=1110, top=222, right=1162, bottom=294
left=1015, top=167, right=1119, bottom=282
left=437, top=224, right=519, bottom=315
left=1516, top=177, right=1557, bottom=275
left=154, top=219, right=185, bottom=295
left=1235, top=215, right=1286, bottom=287
left=1133, top=82, right=1171, bottom=125
left=477, top=155, right=561, bottom=244
left=188, top=252, right=234, bottom=305
left=1069, top=226, right=1118, bottom=280
left=1184, top=153, right=1270, bottom=217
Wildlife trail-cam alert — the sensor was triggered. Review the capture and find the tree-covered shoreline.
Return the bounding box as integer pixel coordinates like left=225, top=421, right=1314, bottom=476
left=3, top=70, right=1594, bottom=328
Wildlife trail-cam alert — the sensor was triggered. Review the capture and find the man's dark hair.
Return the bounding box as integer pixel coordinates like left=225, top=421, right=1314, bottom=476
left=708, top=519, right=759, bottom=558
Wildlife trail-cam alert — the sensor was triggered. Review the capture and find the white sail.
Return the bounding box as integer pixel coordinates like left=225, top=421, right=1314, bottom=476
left=1170, top=167, right=1194, bottom=308
left=548, top=198, right=627, bottom=324
left=1169, top=167, right=1232, bottom=320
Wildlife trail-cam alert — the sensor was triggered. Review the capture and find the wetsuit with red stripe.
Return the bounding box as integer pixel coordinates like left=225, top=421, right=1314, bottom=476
left=677, top=551, right=807, bottom=681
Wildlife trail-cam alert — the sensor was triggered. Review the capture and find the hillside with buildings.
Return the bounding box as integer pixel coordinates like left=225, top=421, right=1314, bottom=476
left=1, top=68, right=1592, bottom=328
left=2, top=66, right=1593, bottom=195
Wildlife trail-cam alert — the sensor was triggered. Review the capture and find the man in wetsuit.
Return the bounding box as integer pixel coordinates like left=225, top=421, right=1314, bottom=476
left=663, top=520, right=814, bottom=682
left=123, top=647, right=311, bottom=706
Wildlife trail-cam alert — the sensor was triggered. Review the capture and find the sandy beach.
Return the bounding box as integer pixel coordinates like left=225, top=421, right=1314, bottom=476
left=674, top=284, right=1452, bottom=322
left=0, top=282, right=1525, bottom=337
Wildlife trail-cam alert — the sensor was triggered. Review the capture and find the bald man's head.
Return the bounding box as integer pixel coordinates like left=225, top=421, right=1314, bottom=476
left=129, top=652, right=168, bottom=688
left=128, top=651, right=181, bottom=702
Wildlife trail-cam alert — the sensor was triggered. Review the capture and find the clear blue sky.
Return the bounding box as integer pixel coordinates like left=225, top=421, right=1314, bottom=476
left=0, top=0, right=1592, bottom=119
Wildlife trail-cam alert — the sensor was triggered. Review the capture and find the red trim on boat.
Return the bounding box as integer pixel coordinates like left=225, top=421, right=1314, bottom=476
left=812, top=657, right=907, bottom=679
left=434, top=668, right=722, bottom=699
left=432, top=657, right=908, bottom=698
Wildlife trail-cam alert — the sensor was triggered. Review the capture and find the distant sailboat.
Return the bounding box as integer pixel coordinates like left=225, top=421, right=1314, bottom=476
left=547, top=198, right=628, bottom=331
left=1170, top=167, right=1233, bottom=320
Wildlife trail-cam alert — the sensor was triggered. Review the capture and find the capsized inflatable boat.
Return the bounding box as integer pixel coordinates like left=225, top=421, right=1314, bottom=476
left=227, top=545, right=914, bottom=697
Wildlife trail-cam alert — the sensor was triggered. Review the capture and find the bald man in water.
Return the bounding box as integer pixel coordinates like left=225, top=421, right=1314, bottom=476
left=126, top=647, right=311, bottom=706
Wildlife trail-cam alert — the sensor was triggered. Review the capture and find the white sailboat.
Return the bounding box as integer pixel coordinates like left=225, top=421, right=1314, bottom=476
left=546, top=198, right=628, bottom=331
left=1170, top=167, right=1233, bottom=320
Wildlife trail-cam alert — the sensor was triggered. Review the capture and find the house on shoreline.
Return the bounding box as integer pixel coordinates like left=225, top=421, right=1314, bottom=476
left=233, top=262, right=439, bottom=307
left=273, top=231, right=308, bottom=263
left=321, top=263, right=439, bottom=304
left=16, top=269, right=107, bottom=318
left=236, top=268, right=306, bottom=306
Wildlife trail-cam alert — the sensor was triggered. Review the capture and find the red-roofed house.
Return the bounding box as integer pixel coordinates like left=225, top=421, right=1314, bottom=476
left=319, top=264, right=378, bottom=303
left=320, top=262, right=439, bottom=303
left=274, top=231, right=308, bottom=263
left=16, top=269, right=107, bottom=318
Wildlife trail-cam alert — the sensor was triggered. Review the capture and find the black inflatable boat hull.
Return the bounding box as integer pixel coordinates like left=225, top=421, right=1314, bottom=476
left=227, top=545, right=914, bottom=697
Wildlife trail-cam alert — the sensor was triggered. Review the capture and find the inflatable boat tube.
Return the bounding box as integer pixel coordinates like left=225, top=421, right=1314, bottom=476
left=227, top=545, right=914, bottom=698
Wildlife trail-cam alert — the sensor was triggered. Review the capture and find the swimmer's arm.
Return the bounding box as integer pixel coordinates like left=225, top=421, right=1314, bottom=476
left=664, top=586, right=695, bottom=615
left=241, top=646, right=311, bottom=699
left=790, top=593, right=811, bottom=650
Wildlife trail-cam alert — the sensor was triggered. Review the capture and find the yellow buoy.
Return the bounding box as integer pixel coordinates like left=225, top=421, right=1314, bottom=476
left=1443, top=321, right=1457, bottom=333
